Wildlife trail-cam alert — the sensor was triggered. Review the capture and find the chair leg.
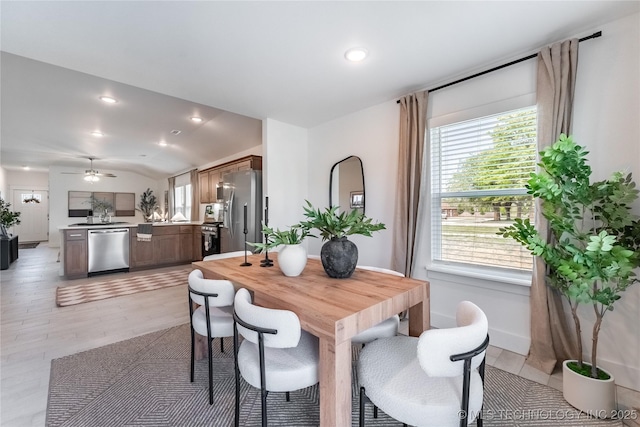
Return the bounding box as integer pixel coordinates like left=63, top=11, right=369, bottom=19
left=220, top=336, right=225, bottom=353
left=373, top=405, right=378, bottom=419
left=233, top=324, right=240, bottom=427
left=359, top=387, right=366, bottom=427
left=285, top=391, right=290, bottom=402
left=190, top=328, right=195, bottom=383
left=207, top=336, right=214, bottom=405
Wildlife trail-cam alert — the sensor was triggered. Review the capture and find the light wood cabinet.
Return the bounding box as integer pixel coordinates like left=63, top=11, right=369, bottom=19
left=63, top=229, right=88, bottom=278
left=198, top=155, right=262, bottom=203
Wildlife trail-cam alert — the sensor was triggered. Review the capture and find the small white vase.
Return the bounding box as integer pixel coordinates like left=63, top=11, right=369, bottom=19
left=277, top=244, right=307, bottom=277
left=562, top=360, right=616, bottom=418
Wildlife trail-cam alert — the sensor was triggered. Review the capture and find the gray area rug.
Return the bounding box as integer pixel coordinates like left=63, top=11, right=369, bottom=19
left=46, top=324, right=622, bottom=426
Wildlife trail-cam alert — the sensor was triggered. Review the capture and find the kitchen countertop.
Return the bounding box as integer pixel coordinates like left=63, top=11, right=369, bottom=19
left=58, top=221, right=202, bottom=230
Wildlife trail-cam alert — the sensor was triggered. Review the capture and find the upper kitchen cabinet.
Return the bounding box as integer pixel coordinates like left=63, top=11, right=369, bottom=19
left=199, top=155, right=262, bottom=203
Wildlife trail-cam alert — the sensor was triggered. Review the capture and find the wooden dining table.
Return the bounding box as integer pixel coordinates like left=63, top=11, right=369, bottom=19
left=192, top=253, right=430, bottom=427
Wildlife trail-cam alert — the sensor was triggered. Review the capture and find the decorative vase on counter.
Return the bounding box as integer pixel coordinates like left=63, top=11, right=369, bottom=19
left=320, top=237, right=358, bottom=278
left=277, top=244, right=308, bottom=277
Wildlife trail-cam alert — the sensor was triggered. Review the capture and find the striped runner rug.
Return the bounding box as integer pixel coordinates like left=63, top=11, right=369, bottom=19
left=55, top=268, right=191, bottom=307
left=46, top=324, right=623, bottom=427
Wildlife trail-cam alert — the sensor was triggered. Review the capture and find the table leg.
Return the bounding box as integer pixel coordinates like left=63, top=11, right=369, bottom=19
left=408, top=298, right=430, bottom=337
left=318, top=337, right=352, bottom=427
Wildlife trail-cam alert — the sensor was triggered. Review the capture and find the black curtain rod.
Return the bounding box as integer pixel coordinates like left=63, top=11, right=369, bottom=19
left=397, top=30, right=602, bottom=102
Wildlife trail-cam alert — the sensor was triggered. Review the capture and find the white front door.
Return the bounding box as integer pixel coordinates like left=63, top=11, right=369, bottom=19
left=12, top=189, right=49, bottom=242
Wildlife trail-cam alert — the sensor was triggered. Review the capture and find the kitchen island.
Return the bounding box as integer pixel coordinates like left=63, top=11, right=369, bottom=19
left=59, top=222, right=202, bottom=279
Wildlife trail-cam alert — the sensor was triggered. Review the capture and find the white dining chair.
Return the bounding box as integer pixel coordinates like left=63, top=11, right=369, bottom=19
left=357, top=301, right=489, bottom=427
left=203, top=250, right=252, bottom=261
left=232, top=288, right=319, bottom=427
left=351, top=266, right=404, bottom=345
left=188, top=269, right=236, bottom=405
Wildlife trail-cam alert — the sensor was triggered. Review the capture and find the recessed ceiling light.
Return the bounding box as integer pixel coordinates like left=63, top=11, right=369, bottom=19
left=158, top=141, right=168, bottom=147
left=99, top=96, right=118, bottom=104
left=190, top=117, right=203, bottom=123
left=345, top=47, right=368, bottom=62
left=91, top=131, right=104, bottom=137
left=22, top=166, right=30, bottom=171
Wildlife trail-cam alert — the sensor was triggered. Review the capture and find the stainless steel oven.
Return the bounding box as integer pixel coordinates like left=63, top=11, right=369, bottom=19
left=202, top=223, right=221, bottom=257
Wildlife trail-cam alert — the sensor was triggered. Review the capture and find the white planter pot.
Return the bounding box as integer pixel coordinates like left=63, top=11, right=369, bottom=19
left=277, top=244, right=307, bottom=277
left=563, top=360, right=616, bottom=418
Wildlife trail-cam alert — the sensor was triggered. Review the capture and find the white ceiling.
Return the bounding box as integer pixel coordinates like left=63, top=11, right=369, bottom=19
left=1, top=1, right=638, bottom=179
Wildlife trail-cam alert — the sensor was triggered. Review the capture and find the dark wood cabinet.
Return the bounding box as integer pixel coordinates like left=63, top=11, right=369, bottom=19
left=198, top=155, right=262, bottom=203
left=63, top=229, right=87, bottom=278
left=192, top=226, right=202, bottom=261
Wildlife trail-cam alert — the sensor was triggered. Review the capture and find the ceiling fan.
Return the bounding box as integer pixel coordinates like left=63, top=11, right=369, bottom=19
left=61, top=157, right=117, bottom=182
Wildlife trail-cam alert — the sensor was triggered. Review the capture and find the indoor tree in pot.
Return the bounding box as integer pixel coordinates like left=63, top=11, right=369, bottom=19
left=0, top=198, right=21, bottom=238
left=301, top=200, right=386, bottom=278
left=250, top=224, right=313, bottom=277
left=499, top=134, right=640, bottom=416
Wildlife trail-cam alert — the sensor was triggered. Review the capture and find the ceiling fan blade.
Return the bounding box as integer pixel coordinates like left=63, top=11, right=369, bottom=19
left=60, top=172, right=84, bottom=174
left=96, top=173, right=117, bottom=177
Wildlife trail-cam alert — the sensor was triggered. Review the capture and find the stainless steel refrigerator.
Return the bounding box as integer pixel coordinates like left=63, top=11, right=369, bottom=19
left=220, top=170, right=263, bottom=253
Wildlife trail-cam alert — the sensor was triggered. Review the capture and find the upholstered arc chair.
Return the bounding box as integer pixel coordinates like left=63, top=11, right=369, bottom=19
left=351, top=266, right=403, bottom=345
left=232, top=288, right=319, bottom=427
left=357, top=301, right=490, bottom=427
left=187, top=269, right=236, bottom=405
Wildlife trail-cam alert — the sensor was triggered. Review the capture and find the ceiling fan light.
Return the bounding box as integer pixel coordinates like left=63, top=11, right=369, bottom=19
left=84, top=174, right=99, bottom=182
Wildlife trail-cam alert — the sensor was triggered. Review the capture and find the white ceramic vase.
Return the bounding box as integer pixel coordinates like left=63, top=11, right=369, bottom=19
left=562, top=360, right=616, bottom=418
left=277, top=244, right=307, bottom=277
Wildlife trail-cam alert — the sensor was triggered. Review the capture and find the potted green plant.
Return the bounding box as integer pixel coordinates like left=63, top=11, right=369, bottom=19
left=88, top=195, right=113, bottom=223
left=0, top=198, right=21, bottom=238
left=137, top=188, right=158, bottom=222
left=499, top=134, right=640, bottom=416
left=300, top=200, right=386, bottom=278
left=250, top=224, right=313, bottom=277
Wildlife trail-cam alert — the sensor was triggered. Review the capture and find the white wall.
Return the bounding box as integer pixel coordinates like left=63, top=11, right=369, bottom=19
left=0, top=167, right=8, bottom=199
left=307, top=101, right=399, bottom=265
left=263, top=119, right=308, bottom=233
left=294, top=13, right=640, bottom=391
left=48, top=166, right=161, bottom=247
left=570, top=13, right=640, bottom=391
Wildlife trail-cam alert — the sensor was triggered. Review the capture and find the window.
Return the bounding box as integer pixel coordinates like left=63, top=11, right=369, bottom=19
left=430, top=106, right=536, bottom=272
left=174, top=184, right=192, bottom=219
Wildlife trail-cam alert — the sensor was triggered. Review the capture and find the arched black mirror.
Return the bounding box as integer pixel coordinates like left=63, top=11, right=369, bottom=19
left=329, top=156, right=365, bottom=214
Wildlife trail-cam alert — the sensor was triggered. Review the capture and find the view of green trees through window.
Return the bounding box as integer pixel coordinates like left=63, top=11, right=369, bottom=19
left=431, top=106, right=536, bottom=271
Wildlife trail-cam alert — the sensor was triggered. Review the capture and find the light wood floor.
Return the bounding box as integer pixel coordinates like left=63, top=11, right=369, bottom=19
left=1, top=244, right=638, bottom=426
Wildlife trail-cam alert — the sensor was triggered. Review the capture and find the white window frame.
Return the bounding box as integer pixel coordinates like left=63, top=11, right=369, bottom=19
left=425, top=95, right=536, bottom=287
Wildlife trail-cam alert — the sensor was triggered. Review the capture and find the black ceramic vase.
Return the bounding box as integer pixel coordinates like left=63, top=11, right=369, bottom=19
left=320, top=237, right=358, bottom=278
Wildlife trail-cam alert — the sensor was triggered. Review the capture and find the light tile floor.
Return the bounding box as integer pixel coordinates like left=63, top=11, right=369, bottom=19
left=1, top=245, right=638, bottom=426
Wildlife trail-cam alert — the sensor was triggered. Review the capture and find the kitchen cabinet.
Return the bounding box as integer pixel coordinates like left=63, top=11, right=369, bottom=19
left=192, top=226, right=202, bottom=260
left=130, top=237, right=154, bottom=267
left=115, top=192, right=135, bottom=216
left=179, top=231, right=193, bottom=262
left=63, top=229, right=88, bottom=278
left=198, top=155, right=262, bottom=203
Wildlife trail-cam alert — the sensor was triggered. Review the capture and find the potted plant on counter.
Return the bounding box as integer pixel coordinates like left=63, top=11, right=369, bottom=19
left=138, top=188, right=159, bottom=222
left=300, top=200, right=386, bottom=278
left=250, top=224, right=313, bottom=277
left=499, top=134, right=640, bottom=416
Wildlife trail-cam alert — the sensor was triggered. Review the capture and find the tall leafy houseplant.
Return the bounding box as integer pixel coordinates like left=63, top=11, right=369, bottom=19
left=0, top=198, right=21, bottom=237
left=138, top=188, right=158, bottom=222
left=499, top=135, right=640, bottom=380
left=301, top=200, right=385, bottom=278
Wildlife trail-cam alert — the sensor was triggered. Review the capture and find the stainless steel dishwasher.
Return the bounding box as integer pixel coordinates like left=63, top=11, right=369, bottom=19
left=88, top=228, right=130, bottom=274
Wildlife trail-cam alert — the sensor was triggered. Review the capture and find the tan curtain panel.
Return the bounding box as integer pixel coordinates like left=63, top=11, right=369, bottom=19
left=528, top=39, right=580, bottom=375
left=167, top=176, right=176, bottom=217
left=190, top=169, right=199, bottom=222
left=391, top=91, right=428, bottom=276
